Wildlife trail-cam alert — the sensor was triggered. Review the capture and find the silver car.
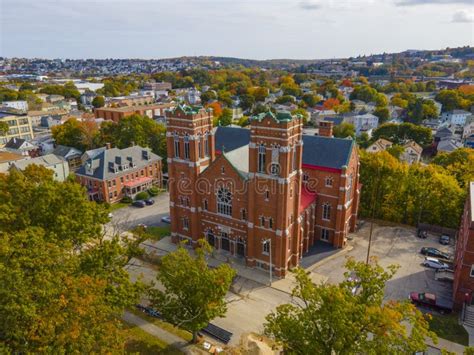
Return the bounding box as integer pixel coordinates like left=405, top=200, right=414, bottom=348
left=422, top=257, right=449, bottom=270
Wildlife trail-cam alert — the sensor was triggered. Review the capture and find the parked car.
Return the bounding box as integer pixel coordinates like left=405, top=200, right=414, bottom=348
left=161, top=215, right=171, bottom=224
left=132, top=200, right=146, bottom=208
left=144, top=198, right=155, bottom=205
left=422, top=257, right=449, bottom=270
left=409, top=292, right=453, bottom=314
left=439, top=235, right=450, bottom=245
left=420, top=247, right=450, bottom=260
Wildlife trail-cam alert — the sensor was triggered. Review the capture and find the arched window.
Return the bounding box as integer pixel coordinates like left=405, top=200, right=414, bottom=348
left=258, top=144, right=266, bottom=173
left=322, top=203, right=331, bottom=220
left=292, top=146, right=297, bottom=171
left=204, top=132, right=209, bottom=157
left=206, top=229, right=215, bottom=247
left=173, top=133, right=180, bottom=158
left=217, top=187, right=232, bottom=216
left=184, top=134, right=190, bottom=160
left=198, top=133, right=203, bottom=158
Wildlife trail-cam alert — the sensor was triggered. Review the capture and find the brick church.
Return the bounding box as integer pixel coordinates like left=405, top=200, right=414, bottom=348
left=166, top=105, right=361, bottom=277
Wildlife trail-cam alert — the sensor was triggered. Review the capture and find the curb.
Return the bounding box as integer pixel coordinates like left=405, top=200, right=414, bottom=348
left=308, top=245, right=354, bottom=272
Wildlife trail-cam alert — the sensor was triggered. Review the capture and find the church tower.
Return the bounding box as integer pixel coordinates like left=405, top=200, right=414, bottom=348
left=166, top=105, right=214, bottom=244
left=246, top=111, right=303, bottom=277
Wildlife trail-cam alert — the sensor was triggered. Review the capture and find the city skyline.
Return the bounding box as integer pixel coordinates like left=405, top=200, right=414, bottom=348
left=1, top=0, right=473, bottom=60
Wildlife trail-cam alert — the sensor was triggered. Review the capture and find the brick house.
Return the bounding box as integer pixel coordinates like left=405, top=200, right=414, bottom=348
left=166, top=105, right=360, bottom=277
left=76, top=145, right=162, bottom=203
left=453, top=182, right=474, bottom=309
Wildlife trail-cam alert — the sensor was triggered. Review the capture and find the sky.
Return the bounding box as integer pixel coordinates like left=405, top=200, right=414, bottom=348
left=0, top=0, right=473, bottom=60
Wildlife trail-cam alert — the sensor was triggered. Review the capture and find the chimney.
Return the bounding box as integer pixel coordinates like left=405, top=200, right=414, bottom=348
left=318, top=121, right=333, bottom=138
left=105, top=142, right=111, bottom=150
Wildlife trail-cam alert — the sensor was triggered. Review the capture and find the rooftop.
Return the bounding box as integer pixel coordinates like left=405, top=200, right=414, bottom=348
left=95, top=102, right=174, bottom=113
left=251, top=110, right=300, bottom=123
left=13, top=154, right=65, bottom=170
left=0, top=151, right=25, bottom=164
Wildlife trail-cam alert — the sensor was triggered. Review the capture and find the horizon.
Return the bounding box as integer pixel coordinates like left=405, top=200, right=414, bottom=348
left=1, top=0, right=473, bottom=60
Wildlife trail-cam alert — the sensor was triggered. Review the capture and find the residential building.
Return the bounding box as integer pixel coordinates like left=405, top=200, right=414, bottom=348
left=108, top=94, right=154, bottom=107
left=12, top=154, right=69, bottom=182
left=437, top=138, right=463, bottom=153
left=401, top=140, right=422, bottom=164
left=52, top=145, right=83, bottom=171
left=94, top=103, right=175, bottom=122
left=345, top=113, right=379, bottom=137
left=3, top=137, right=39, bottom=157
left=80, top=91, right=97, bottom=106
left=453, top=182, right=474, bottom=309
left=186, top=88, right=201, bottom=105
left=367, top=138, right=393, bottom=153
left=166, top=105, right=360, bottom=278
left=441, top=110, right=472, bottom=126
left=0, top=151, right=29, bottom=174
left=0, top=112, right=34, bottom=147
left=1, top=100, right=28, bottom=112
left=76, top=145, right=162, bottom=203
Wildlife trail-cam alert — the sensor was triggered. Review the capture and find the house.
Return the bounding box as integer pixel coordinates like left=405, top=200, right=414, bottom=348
left=80, top=91, right=97, bottom=106
left=345, top=113, right=379, bottom=137
left=441, top=110, right=472, bottom=126
left=75, top=145, right=162, bottom=203
left=3, top=137, right=39, bottom=157
left=186, top=88, right=201, bottom=105
left=1, top=100, right=28, bottom=112
left=367, top=138, right=393, bottom=153
left=166, top=105, right=360, bottom=278
left=453, top=182, right=474, bottom=310
left=52, top=145, right=83, bottom=171
left=0, top=112, right=34, bottom=147
left=12, top=154, right=69, bottom=182
left=437, top=138, right=463, bottom=153
left=401, top=140, right=423, bottom=164
left=0, top=151, right=29, bottom=174
left=94, top=103, right=175, bottom=122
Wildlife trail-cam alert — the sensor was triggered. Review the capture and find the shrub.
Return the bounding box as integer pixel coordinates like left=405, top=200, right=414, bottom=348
left=148, top=187, right=159, bottom=196
left=121, top=196, right=132, bottom=204
left=135, top=191, right=149, bottom=201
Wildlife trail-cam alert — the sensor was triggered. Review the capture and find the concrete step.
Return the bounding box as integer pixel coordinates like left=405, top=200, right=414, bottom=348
left=464, top=320, right=474, bottom=328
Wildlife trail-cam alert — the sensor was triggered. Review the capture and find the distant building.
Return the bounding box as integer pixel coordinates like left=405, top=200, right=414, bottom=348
left=75, top=145, right=162, bottom=203
left=1, top=100, right=28, bottom=112
left=345, top=113, right=379, bottom=137
left=441, top=110, right=472, bottom=126
left=0, top=112, right=34, bottom=147
left=80, top=91, right=97, bottom=106
left=94, top=103, right=175, bottom=122
left=186, top=88, right=201, bottom=105
left=108, top=94, right=154, bottom=107
left=52, top=145, right=83, bottom=171
left=0, top=151, right=29, bottom=174
left=367, top=138, right=393, bottom=153
left=400, top=141, right=422, bottom=164
left=453, top=182, right=474, bottom=309
left=12, top=154, right=69, bottom=182
left=3, top=137, right=39, bottom=157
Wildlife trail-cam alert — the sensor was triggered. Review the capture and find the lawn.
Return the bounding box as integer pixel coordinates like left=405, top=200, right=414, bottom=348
left=122, top=322, right=182, bottom=354
left=145, top=225, right=171, bottom=241
left=109, top=202, right=131, bottom=212
left=129, top=308, right=193, bottom=342
left=428, top=312, right=469, bottom=346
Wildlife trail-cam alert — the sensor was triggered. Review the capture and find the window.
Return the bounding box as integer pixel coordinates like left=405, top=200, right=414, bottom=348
left=182, top=217, right=189, bottom=230
left=204, top=132, right=209, bottom=156
left=108, top=181, right=112, bottom=188
left=258, top=144, right=266, bottom=173
left=221, top=232, right=230, bottom=251
left=303, top=173, right=309, bottom=182
left=270, top=163, right=279, bottom=176
left=221, top=166, right=225, bottom=174
left=260, top=216, right=265, bottom=227
left=217, top=187, right=232, bottom=216
left=203, top=199, right=208, bottom=211
left=265, top=190, right=270, bottom=200
left=174, top=133, right=180, bottom=158
left=198, top=134, right=203, bottom=158
left=113, top=179, right=116, bottom=186
left=207, top=230, right=215, bottom=247
left=322, top=203, right=331, bottom=220
left=321, top=228, right=330, bottom=241
left=184, top=134, right=190, bottom=160
left=269, top=218, right=273, bottom=229
left=470, top=265, right=474, bottom=278
left=120, top=177, right=124, bottom=183
left=325, top=177, right=333, bottom=187
left=262, top=240, right=270, bottom=254
left=290, top=188, right=293, bottom=198
left=292, top=146, right=297, bottom=171
left=346, top=173, right=353, bottom=200
left=241, top=209, right=247, bottom=221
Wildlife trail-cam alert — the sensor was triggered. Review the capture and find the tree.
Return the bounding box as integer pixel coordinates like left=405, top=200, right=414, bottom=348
left=356, top=132, right=370, bottom=149
left=405, top=98, right=438, bottom=124
left=301, top=93, right=320, bottom=108
left=291, top=108, right=309, bottom=125
left=264, top=259, right=435, bottom=354
left=372, top=123, right=432, bottom=146
left=275, top=95, right=295, bottom=105
left=240, top=94, right=255, bottom=111
left=200, top=90, right=217, bottom=104
left=206, top=101, right=223, bottom=117
left=0, top=121, right=8, bottom=135
left=52, top=118, right=90, bottom=152
left=432, top=148, right=474, bottom=188
left=149, top=240, right=235, bottom=342
left=333, top=123, right=355, bottom=138
left=0, top=167, right=144, bottom=353
left=92, top=95, right=105, bottom=108
left=218, top=108, right=233, bottom=126
left=322, top=98, right=340, bottom=110
left=386, top=144, right=405, bottom=159
left=251, top=87, right=269, bottom=102
left=373, top=106, right=390, bottom=123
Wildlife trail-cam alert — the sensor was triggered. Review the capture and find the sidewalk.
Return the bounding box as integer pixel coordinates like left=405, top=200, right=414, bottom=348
left=426, top=336, right=467, bottom=354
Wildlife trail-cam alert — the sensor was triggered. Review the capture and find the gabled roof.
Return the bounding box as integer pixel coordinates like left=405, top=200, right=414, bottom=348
left=4, top=138, right=36, bottom=150
left=224, top=145, right=249, bottom=178
left=302, top=135, right=354, bottom=170
left=13, top=154, right=65, bottom=170
left=403, top=140, right=422, bottom=155
left=251, top=110, right=300, bottom=123
left=215, top=126, right=250, bottom=153
left=52, top=145, right=83, bottom=159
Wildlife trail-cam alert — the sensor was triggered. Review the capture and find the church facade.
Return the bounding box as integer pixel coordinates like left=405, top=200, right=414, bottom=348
left=166, top=105, right=360, bottom=277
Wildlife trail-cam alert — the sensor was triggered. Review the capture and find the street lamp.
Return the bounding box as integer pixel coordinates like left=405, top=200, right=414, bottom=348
left=262, top=238, right=272, bottom=285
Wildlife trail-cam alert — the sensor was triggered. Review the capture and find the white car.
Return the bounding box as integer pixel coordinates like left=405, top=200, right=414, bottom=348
left=422, top=257, right=449, bottom=270
left=161, top=216, right=171, bottom=224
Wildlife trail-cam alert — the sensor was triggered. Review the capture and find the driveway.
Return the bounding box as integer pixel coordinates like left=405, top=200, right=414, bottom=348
left=106, top=192, right=170, bottom=235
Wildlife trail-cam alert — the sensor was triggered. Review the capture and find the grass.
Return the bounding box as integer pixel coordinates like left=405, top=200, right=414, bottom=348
left=428, top=312, right=469, bottom=346
left=109, top=202, right=131, bottom=211
left=129, top=308, right=193, bottom=342
left=145, top=226, right=171, bottom=241
left=122, top=321, right=183, bottom=354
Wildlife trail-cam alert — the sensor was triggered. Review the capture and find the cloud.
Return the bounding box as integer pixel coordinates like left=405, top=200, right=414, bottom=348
left=395, top=0, right=474, bottom=5
left=452, top=9, right=474, bottom=22
left=299, top=1, right=322, bottom=10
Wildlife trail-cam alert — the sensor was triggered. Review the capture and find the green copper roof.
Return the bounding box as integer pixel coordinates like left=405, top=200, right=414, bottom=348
left=250, top=110, right=300, bottom=123
left=172, top=104, right=207, bottom=115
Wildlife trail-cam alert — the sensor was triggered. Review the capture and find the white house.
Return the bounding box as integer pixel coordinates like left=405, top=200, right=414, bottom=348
left=347, top=113, right=379, bottom=137
left=1, top=100, right=28, bottom=112
left=441, top=110, right=472, bottom=126
left=12, top=154, right=70, bottom=181
left=186, top=88, right=201, bottom=105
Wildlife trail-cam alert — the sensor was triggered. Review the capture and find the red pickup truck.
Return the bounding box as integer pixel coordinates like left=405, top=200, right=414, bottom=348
left=409, top=292, right=453, bottom=314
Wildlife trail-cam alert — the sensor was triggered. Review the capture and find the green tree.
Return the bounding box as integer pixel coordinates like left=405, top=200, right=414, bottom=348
left=356, top=132, right=370, bottom=149
left=372, top=123, right=432, bottom=146
left=291, top=108, right=309, bottom=125
left=149, top=241, right=236, bottom=342
left=432, top=148, right=474, bottom=188
left=240, top=94, right=255, bottom=111
left=0, top=121, right=8, bottom=135
left=373, top=106, right=390, bottom=124
left=218, top=108, right=233, bottom=126
left=275, top=95, right=296, bottom=105
left=333, top=122, right=355, bottom=138
left=264, top=259, right=435, bottom=354
left=386, top=144, right=405, bottom=159
left=200, top=90, right=217, bottom=104
left=92, top=95, right=105, bottom=108
left=301, top=93, right=320, bottom=108
left=52, top=117, right=99, bottom=152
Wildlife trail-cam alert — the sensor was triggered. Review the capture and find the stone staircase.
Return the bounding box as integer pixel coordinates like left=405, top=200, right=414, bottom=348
left=463, top=305, right=474, bottom=327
